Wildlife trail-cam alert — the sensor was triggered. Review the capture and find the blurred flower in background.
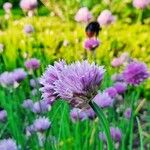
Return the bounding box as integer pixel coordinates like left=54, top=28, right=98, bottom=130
left=3, top=2, right=12, bottom=13
left=97, top=10, right=115, bottom=26
left=133, top=0, right=150, bottom=9
left=75, top=7, right=93, bottom=23
left=25, top=58, right=40, bottom=70
left=24, top=24, right=34, bottom=34
left=0, top=139, right=17, bottom=150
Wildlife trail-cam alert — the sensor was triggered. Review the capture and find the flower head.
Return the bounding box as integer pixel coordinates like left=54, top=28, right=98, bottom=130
left=75, top=7, right=93, bottom=23
left=0, top=139, right=17, bottom=150
left=33, top=117, right=51, bottom=132
left=22, top=99, right=33, bottom=110
left=0, top=72, right=14, bottom=87
left=13, top=68, right=27, bottom=83
left=70, top=108, right=87, bottom=122
left=99, top=127, right=122, bottom=142
left=111, top=57, right=123, bottom=67
left=24, top=24, right=34, bottom=34
left=111, top=73, right=124, bottom=82
left=3, top=2, right=12, bottom=13
left=0, top=110, right=7, bottom=122
left=84, top=38, right=100, bottom=51
left=85, top=108, right=96, bottom=119
left=133, top=0, right=150, bottom=9
left=30, top=78, right=40, bottom=88
left=123, top=61, right=149, bottom=85
left=97, top=10, right=115, bottom=26
left=54, top=61, right=105, bottom=109
left=40, top=60, right=66, bottom=104
left=114, top=82, right=127, bottom=94
left=124, top=108, right=131, bottom=119
left=105, top=87, right=118, bottom=98
left=93, top=92, right=114, bottom=108
left=20, top=0, right=38, bottom=11
left=25, top=58, right=40, bottom=70
left=32, top=100, right=50, bottom=114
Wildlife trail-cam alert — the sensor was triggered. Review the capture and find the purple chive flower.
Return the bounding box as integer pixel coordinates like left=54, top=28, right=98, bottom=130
left=33, top=117, right=51, bottom=132
left=123, top=61, right=149, bottom=85
left=111, top=58, right=124, bottom=67
left=85, top=108, right=96, bottom=119
left=0, top=139, right=17, bottom=150
left=13, top=68, right=27, bottom=83
left=0, top=110, right=7, bottom=122
left=24, top=24, right=34, bottom=34
left=105, top=87, right=118, bottom=98
left=97, top=10, right=115, bottom=26
left=22, top=99, right=33, bottom=110
left=99, top=127, right=122, bottom=142
left=84, top=38, right=100, bottom=51
left=75, top=7, right=93, bottom=23
left=114, top=82, right=127, bottom=94
left=124, top=108, right=131, bottom=119
left=0, top=72, right=14, bottom=87
left=110, top=127, right=122, bottom=142
left=20, top=0, right=38, bottom=11
left=93, top=92, right=114, bottom=108
left=54, top=61, right=105, bottom=109
left=31, top=89, right=39, bottom=96
left=3, top=2, right=12, bottom=13
left=26, top=124, right=36, bottom=135
left=25, top=58, right=40, bottom=70
left=70, top=108, right=87, bottom=122
left=32, top=100, right=50, bottom=114
left=133, top=0, right=150, bottom=9
left=40, top=60, right=66, bottom=104
left=111, top=73, right=124, bottom=82
left=30, top=78, right=40, bottom=88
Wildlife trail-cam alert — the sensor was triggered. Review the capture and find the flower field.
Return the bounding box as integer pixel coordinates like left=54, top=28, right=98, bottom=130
left=0, top=0, right=150, bottom=149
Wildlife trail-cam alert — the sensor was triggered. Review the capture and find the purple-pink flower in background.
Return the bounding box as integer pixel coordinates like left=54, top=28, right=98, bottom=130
left=70, top=108, right=87, bottom=122
left=22, top=99, right=33, bottom=110
left=30, top=78, right=40, bottom=88
left=97, top=10, right=115, bottom=26
left=32, top=100, right=50, bottom=114
left=20, top=0, right=38, bottom=11
left=25, top=58, right=40, bottom=70
left=33, top=117, right=51, bottom=132
left=24, top=24, right=34, bottom=34
left=123, top=61, right=149, bottom=85
left=75, top=7, right=93, bottom=23
left=0, top=110, right=7, bottom=122
left=40, top=60, right=66, bottom=104
left=3, top=2, right=12, bottom=13
left=54, top=61, right=105, bottom=109
left=13, top=68, right=27, bottom=83
left=114, top=82, right=127, bottom=94
left=111, top=73, right=124, bottom=82
left=99, top=127, right=122, bottom=142
left=133, top=0, right=150, bottom=9
left=105, top=87, right=118, bottom=98
left=124, top=108, right=131, bottom=119
left=84, top=38, right=100, bottom=51
left=93, top=92, right=114, bottom=108
left=0, top=72, right=14, bottom=87
left=0, top=139, right=17, bottom=150
left=85, top=108, right=96, bottom=119
left=111, top=57, right=124, bottom=67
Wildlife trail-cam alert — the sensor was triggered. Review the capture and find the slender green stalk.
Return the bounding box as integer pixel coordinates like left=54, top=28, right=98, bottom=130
left=136, top=117, right=144, bottom=150
left=137, top=10, right=143, bottom=24
left=89, top=101, right=114, bottom=150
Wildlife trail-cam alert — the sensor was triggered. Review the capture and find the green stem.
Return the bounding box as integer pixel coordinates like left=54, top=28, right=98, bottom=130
left=137, top=10, right=143, bottom=24
left=89, top=101, right=114, bottom=150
